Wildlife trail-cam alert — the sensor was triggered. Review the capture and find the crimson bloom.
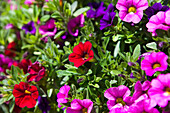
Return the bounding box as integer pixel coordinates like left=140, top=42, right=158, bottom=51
left=27, top=61, right=46, bottom=82
left=12, top=82, right=39, bottom=108
left=5, top=41, right=16, bottom=57
left=69, top=41, right=94, bottom=67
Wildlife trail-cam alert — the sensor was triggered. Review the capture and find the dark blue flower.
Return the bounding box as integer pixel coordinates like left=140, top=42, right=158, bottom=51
left=38, top=96, right=51, bottom=113
left=22, top=21, right=36, bottom=34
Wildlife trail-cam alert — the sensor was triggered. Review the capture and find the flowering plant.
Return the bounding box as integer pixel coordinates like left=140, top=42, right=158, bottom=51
left=0, top=0, right=170, bottom=113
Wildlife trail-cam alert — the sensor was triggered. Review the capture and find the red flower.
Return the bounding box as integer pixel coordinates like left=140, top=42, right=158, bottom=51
left=5, top=41, right=16, bottom=57
left=69, top=41, right=94, bottom=67
left=12, top=82, right=39, bottom=108
left=27, top=61, right=46, bottom=82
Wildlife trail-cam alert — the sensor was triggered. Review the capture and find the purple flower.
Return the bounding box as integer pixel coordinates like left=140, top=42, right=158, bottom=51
left=0, top=76, right=7, bottom=81
left=86, top=2, right=105, bottom=18
left=57, top=85, right=70, bottom=108
left=61, top=32, right=68, bottom=40
left=148, top=73, right=170, bottom=107
left=146, top=10, right=170, bottom=36
left=100, top=4, right=116, bottom=30
left=38, top=96, right=51, bottom=113
left=130, top=73, right=135, bottom=78
left=128, top=62, right=136, bottom=66
left=145, top=3, right=169, bottom=19
left=4, top=24, right=14, bottom=29
left=67, top=14, right=84, bottom=36
left=24, top=0, right=35, bottom=5
left=116, top=0, right=148, bottom=23
left=22, top=21, right=36, bottom=34
left=141, top=52, right=168, bottom=76
left=66, top=99, right=93, bottom=113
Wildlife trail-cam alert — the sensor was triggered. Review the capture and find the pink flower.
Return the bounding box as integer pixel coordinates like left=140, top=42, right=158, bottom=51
left=66, top=99, right=93, bottom=113
left=116, top=0, right=148, bottom=23
left=141, top=52, right=168, bottom=76
left=57, top=85, right=70, bottom=108
left=146, top=10, right=170, bottom=36
left=24, top=0, right=35, bottom=5
left=148, top=73, right=170, bottom=107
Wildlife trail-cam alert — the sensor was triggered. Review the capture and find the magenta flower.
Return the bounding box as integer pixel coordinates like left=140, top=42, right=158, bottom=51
left=141, top=52, right=168, bottom=76
left=24, top=0, right=35, bottom=5
left=57, top=85, right=70, bottom=108
left=5, top=24, right=14, bottom=29
left=146, top=10, right=170, bottom=36
left=148, top=73, right=170, bottom=107
left=116, top=0, right=148, bottom=23
left=104, top=85, right=134, bottom=112
left=67, top=14, right=85, bottom=36
left=66, top=99, right=93, bottom=113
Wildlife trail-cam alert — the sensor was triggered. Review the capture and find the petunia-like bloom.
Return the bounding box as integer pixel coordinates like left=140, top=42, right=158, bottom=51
left=66, top=99, right=93, bottom=113
left=116, top=0, right=148, bottom=23
left=141, top=52, right=168, bottom=76
left=5, top=41, right=16, bottom=57
left=148, top=73, right=170, bottom=107
left=100, top=3, right=116, bottom=30
left=4, top=24, right=14, bottom=29
left=38, top=96, right=51, bottom=113
left=12, top=82, right=39, bottom=108
left=22, top=21, right=36, bottom=34
left=86, top=2, right=105, bottom=18
left=104, top=85, right=134, bottom=112
left=24, top=0, right=35, bottom=5
left=27, top=61, right=46, bottom=82
left=146, top=10, right=170, bottom=36
left=57, top=85, right=70, bottom=108
left=145, top=3, right=169, bottom=19
left=69, top=41, right=94, bottom=68
left=67, top=14, right=84, bottom=36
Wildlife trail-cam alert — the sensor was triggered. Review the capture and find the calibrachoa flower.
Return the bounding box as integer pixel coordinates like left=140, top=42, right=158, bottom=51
left=5, top=41, right=16, bottom=57
left=22, top=21, right=36, bottom=34
left=145, top=3, right=169, bottom=19
left=24, top=0, right=35, bottom=5
left=66, top=99, right=93, bottom=113
left=148, top=73, right=170, bottom=107
left=69, top=41, right=94, bottom=67
left=67, top=14, right=84, bottom=36
left=116, top=0, right=148, bottom=23
left=141, top=52, right=168, bottom=76
left=4, top=24, right=14, bottom=29
left=57, top=85, right=70, bottom=108
left=27, top=61, right=46, bottom=82
left=86, top=2, right=105, bottom=18
left=146, top=10, right=170, bottom=36
left=38, top=96, right=51, bottom=113
left=100, top=3, right=116, bottom=30
left=12, top=82, right=39, bottom=108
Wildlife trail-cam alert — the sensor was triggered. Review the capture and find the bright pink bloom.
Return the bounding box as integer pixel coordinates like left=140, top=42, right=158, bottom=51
left=24, top=0, right=35, bottom=5
left=116, top=0, right=148, bottom=23
left=141, top=52, right=168, bottom=76
left=57, top=85, right=70, bottom=108
left=66, top=99, right=93, bottom=113
left=146, top=10, right=170, bottom=36
left=148, top=73, right=170, bottom=107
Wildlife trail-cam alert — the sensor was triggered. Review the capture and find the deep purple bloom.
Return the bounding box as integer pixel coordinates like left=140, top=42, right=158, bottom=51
left=100, top=4, right=116, bottom=30
left=66, top=99, right=93, bottom=113
left=145, top=3, right=169, bottom=19
left=148, top=73, right=170, bottom=107
left=87, top=2, right=105, bottom=18
left=67, top=14, right=84, bottom=36
left=38, top=96, right=51, bottom=113
left=22, top=21, right=36, bottom=34
left=0, top=76, right=7, bottom=81
left=130, top=73, right=135, bottom=78
left=61, top=32, right=68, bottom=40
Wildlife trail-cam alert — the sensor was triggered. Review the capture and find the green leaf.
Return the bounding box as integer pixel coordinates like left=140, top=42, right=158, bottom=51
left=51, top=11, right=61, bottom=18
left=71, top=1, right=78, bottom=15
left=105, top=80, right=110, bottom=89
left=73, top=7, right=90, bottom=17
left=132, top=44, right=141, bottom=61
left=40, top=15, right=50, bottom=22
left=54, top=31, right=65, bottom=39
left=11, top=65, right=18, bottom=82
left=146, top=42, right=157, bottom=50
left=114, top=41, right=120, bottom=57
left=47, top=88, right=53, bottom=97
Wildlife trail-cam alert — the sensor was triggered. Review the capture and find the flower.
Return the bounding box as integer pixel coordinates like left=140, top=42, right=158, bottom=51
left=0, top=75, right=7, bottom=81
left=141, top=52, right=168, bottom=76
left=22, top=21, right=36, bottom=34
left=86, top=2, right=105, bottom=18
left=100, top=3, right=116, bottom=30
left=12, top=82, right=39, bottom=108
left=146, top=10, right=170, bottom=36
left=4, top=24, right=14, bottom=29
left=145, top=3, right=169, bottom=19
left=69, top=41, right=94, bottom=67
left=104, top=85, right=134, bottom=112
left=38, top=96, right=51, bottom=113
left=116, top=0, right=148, bottom=23
left=67, top=14, right=84, bottom=36
left=66, top=99, right=93, bottom=113
left=148, top=73, right=170, bottom=107
left=24, top=0, right=35, bottom=5
left=27, top=61, right=46, bottom=82
left=5, top=41, right=16, bottom=57
left=57, top=85, right=70, bottom=108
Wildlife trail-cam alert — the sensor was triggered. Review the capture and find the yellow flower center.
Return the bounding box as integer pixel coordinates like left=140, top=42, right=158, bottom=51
left=84, top=54, right=89, bottom=59
left=82, top=108, right=87, bottom=113
left=116, top=98, right=126, bottom=106
left=152, top=63, right=161, bottom=69
left=142, top=112, right=147, bottom=113
left=25, top=90, right=31, bottom=94
left=165, top=87, right=170, bottom=95
left=128, top=7, right=136, bottom=13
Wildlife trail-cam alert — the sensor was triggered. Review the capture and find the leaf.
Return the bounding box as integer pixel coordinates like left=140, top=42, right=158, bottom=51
left=47, top=88, right=53, bottom=97
left=11, top=65, right=18, bottom=82
left=114, top=41, right=120, bottom=57
left=54, top=31, right=65, bottom=39
left=51, top=11, right=61, bottom=18
left=40, top=15, right=50, bottom=22
left=146, top=42, right=157, bottom=50
left=73, top=7, right=90, bottom=17
left=132, top=44, right=141, bottom=61
left=71, top=1, right=78, bottom=15
left=105, top=80, right=110, bottom=89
